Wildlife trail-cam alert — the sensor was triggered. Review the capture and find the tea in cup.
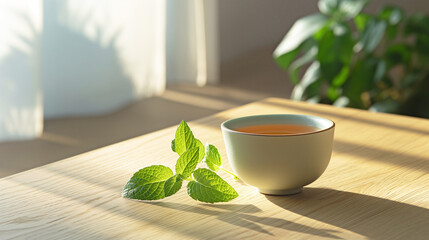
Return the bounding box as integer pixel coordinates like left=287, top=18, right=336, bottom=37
left=221, top=114, right=335, bottom=195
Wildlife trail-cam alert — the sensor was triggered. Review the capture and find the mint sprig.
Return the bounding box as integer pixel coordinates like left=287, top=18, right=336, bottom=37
left=122, top=120, right=239, bottom=203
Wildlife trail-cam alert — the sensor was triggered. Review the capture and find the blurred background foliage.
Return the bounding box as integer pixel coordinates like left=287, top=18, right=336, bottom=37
left=274, top=0, right=429, bottom=118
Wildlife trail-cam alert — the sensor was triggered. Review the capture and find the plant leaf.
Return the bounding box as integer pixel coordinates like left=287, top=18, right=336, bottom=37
left=291, top=62, right=321, bottom=101
left=274, top=47, right=301, bottom=71
left=174, top=121, right=196, bottom=156
left=379, top=6, right=403, bottom=25
left=289, top=45, right=318, bottom=84
left=187, top=168, right=238, bottom=203
left=374, top=60, right=387, bottom=83
left=274, top=13, right=328, bottom=69
left=338, top=0, right=368, bottom=20
left=327, top=86, right=341, bottom=101
left=379, top=6, right=403, bottom=40
left=122, top=165, right=173, bottom=200
left=318, top=24, right=354, bottom=64
left=164, top=175, right=183, bottom=197
left=385, top=43, right=411, bottom=67
left=171, top=139, right=176, bottom=152
left=319, top=0, right=368, bottom=20
left=204, top=144, right=222, bottom=172
left=354, top=14, right=371, bottom=33
left=332, top=65, right=350, bottom=87
left=175, top=147, right=200, bottom=179
left=343, top=58, right=378, bottom=107
left=318, top=0, right=339, bottom=16
left=405, top=14, right=429, bottom=36
left=359, top=19, right=386, bottom=53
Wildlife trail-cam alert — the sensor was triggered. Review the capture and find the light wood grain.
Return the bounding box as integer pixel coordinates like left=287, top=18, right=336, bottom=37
left=1, top=98, right=429, bottom=240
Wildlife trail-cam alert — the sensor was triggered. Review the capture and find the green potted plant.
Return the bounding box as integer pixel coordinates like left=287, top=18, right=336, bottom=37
left=274, top=0, right=429, bottom=118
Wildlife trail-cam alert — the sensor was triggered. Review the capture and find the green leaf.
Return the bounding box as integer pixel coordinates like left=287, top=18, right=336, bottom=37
left=359, top=19, right=386, bottom=53
left=343, top=58, right=378, bottom=107
left=304, top=79, right=324, bottom=101
left=354, top=13, right=371, bottom=32
left=171, top=139, right=176, bottom=152
left=379, top=6, right=403, bottom=25
left=319, top=0, right=368, bottom=19
left=291, top=62, right=321, bottom=101
left=122, top=165, right=173, bottom=200
left=274, top=47, right=301, bottom=71
left=337, top=0, right=368, bottom=20
left=317, top=24, right=354, bottom=64
left=332, top=65, right=350, bottom=87
left=319, top=0, right=368, bottom=20
left=379, top=6, right=403, bottom=40
left=274, top=13, right=328, bottom=69
left=415, top=33, right=429, bottom=58
left=327, top=86, right=341, bottom=101
left=194, top=138, right=205, bottom=162
left=289, top=44, right=318, bottom=84
left=174, top=121, right=195, bottom=156
left=405, top=14, right=429, bottom=36
left=374, top=60, right=387, bottom=83
left=318, top=0, right=339, bottom=16
left=204, top=144, right=222, bottom=172
left=320, top=61, right=343, bottom=84
left=385, top=43, right=411, bottom=67
left=175, top=147, right=200, bottom=179
left=187, top=168, right=238, bottom=203
left=164, top=175, right=183, bottom=197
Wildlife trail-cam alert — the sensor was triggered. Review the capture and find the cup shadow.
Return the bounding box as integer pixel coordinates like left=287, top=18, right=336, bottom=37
left=146, top=202, right=341, bottom=238
left=265, top=188, right=429, bottom=239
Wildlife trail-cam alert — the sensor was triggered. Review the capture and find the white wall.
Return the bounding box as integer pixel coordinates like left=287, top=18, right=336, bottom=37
left=218, top=0, right=429, bottom=63
left=0, top=0, right=43, bottom=141
left=42, top=0, right=166, bottom=118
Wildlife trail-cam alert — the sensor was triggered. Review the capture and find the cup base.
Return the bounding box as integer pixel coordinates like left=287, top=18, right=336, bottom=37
left=258, top=187, right=303, bottom=196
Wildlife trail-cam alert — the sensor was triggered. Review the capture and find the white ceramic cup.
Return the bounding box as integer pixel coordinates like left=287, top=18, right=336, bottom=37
left=221, top=114, right=335, bottom=195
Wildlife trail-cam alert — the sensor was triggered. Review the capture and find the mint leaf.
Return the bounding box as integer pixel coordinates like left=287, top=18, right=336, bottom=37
left=175, top=121, right=195, bottom=155
left=187, top=168, right=238, bottom=203
left=194, top=138, right=205, bottom=162
left=122, top=165, right=173, bottom=200
left=204, top=144, right=222, bottom=172
left=164, top=175, right=183, bottom=197
left=175, top=147, right=200, bottom=179
left=172, top=138, right=203, bottom=161
left=171, top=139, right=176, bottom=152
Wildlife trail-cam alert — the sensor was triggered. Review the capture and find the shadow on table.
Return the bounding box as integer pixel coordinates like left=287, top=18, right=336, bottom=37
left=334, top=140, right=429, bottom=173
left=266, top=188, right=429, bottom=239
left=146, top=202, right=341, bottom=238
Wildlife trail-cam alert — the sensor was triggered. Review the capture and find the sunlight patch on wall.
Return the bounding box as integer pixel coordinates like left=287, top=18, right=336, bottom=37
left=62, top=0, right=166, bottom=98
left=0, top=0, right=43, bottom=141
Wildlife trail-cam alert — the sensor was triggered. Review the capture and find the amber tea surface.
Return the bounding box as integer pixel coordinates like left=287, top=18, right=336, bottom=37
left=235, top=124, right=320, bottom=135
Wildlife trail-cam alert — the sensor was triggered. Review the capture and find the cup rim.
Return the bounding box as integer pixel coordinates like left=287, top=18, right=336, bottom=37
left=221, top=114, right=335, bottom=137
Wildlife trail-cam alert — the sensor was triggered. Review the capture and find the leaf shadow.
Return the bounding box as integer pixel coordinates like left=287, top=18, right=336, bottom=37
left=146, top=202, right=341, bottom=238
left=266, top=188, right=429, bottom=239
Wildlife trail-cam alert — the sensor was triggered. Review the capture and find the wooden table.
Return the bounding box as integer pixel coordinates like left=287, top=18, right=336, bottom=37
left=1, top=98, right=429, bottom=239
